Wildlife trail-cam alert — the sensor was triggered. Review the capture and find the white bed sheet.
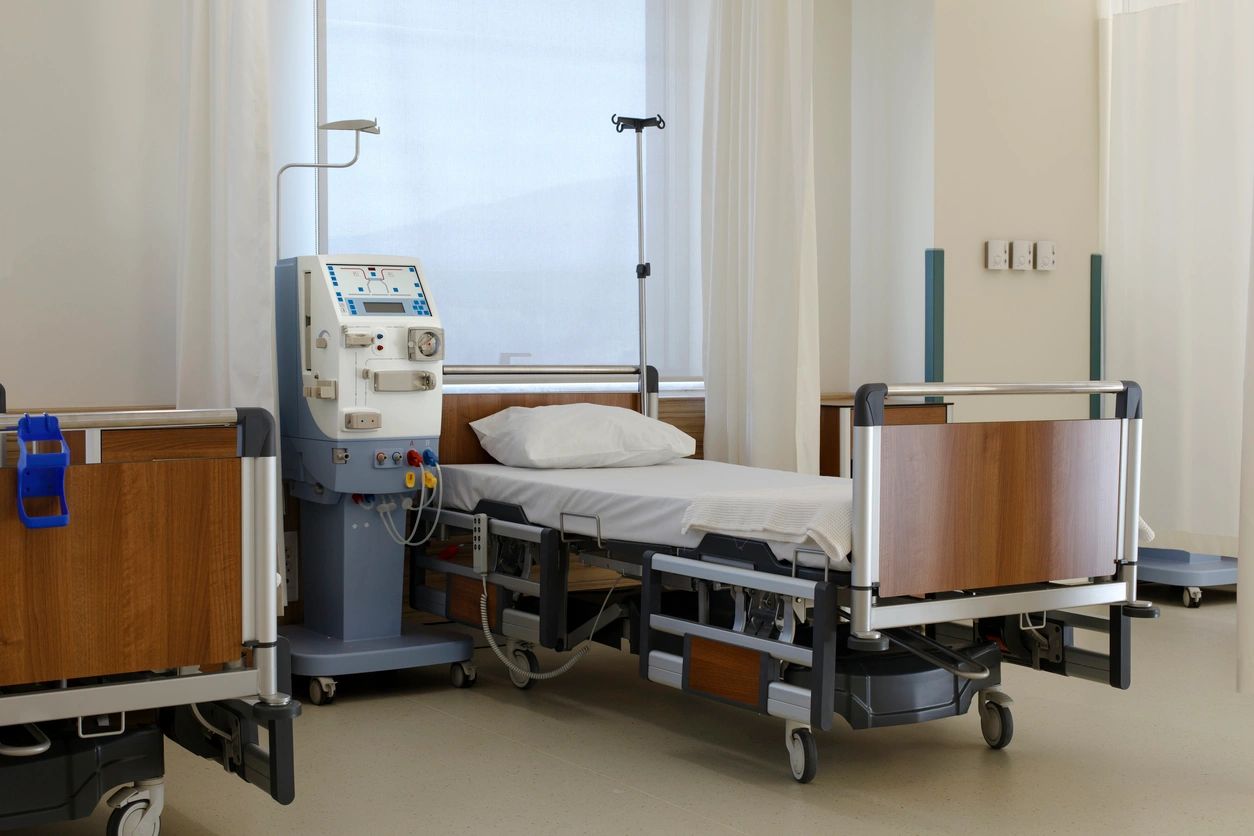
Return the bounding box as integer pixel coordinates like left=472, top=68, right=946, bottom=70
left=438, top=459, right=853, bottom=570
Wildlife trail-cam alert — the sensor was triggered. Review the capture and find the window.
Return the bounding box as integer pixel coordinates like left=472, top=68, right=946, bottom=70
left=322, top=0, right=703, bottom=378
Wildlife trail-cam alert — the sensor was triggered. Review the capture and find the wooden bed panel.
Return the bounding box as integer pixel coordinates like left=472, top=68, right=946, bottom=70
left=658, top=397, right=705, bottom=460
left=2, top=429, right=86, bottom=466
left=447, top=573, right=497, bottom=630
left=5, top=422, right=234, bottom=467
left=0, top=458, right=242, bottom=686
left=883, top=404, right=948, bottom=426
left=685, top=636, right=765, bottom=709
left=441, top=391, right=638, bottom=464
left=100, top=426, right=239, bottom=463
left=878, top=419, right=1123, bottom=598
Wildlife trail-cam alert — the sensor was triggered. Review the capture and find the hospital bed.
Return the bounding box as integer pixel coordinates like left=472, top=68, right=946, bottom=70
left=0, top=399, right=298, bottom=834
left=410, top=375, right=1156, bottom=782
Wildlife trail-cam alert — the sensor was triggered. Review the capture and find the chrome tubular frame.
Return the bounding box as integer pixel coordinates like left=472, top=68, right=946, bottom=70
left=850, top=381, right=1146, bottom=640
left=849, top=424, right=881, bottom=641
left=1121, top=416, right=1144, bottom=603
left=443, top=365, right=659, bottom=418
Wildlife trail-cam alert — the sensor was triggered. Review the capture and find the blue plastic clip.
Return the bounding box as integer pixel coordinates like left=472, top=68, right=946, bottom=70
left=16, top=413, right=70, bottom=529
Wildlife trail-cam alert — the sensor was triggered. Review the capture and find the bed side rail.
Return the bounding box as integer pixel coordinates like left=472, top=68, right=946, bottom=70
left=412, top=506, right=571, bottom=650
left=848, top=381, right=1154, bottom=651
left=639, top=552, right=838, bottom=732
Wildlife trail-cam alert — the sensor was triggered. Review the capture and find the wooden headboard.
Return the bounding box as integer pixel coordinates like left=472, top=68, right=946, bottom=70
left=441, top=391, right=637, bottom=464
left=440, top=391, right=705, bottom=464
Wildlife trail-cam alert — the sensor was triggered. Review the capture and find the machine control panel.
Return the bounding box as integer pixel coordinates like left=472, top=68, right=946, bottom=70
left=327, top=263, right=432, bottom=318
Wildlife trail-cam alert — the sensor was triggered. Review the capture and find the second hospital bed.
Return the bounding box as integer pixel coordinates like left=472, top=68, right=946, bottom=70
left=409, top=378, right=1157, bottom=783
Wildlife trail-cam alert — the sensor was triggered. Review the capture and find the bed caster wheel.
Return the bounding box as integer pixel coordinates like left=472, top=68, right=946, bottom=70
left=1182, top=587, right=1202, bottom=608
left=450, top=662, right=477, bottom=688
left=106, top=779, right=163, bottom=836
left=307, top=676, right=337, bottom=706
left=107, top=800, right=161, bottom=836
left=786, top=725, right=818, bottom=784
left=980, top=700, right=1014, bottom=750
left=509, top=648, right=539, bottom=690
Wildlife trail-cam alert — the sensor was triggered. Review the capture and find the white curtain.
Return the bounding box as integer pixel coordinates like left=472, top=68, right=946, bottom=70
left=701, top=0, right=820, bottom=472
left=173, top=1, right=277, bottom=414
left=1101, top=0, right=1254, bottom=688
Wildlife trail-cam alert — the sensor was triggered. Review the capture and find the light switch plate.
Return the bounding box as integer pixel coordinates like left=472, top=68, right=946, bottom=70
left=1011, top=240, right=1034, bottom=271
left=986, top=240, right=1009, bottom=270
left=1034, top=240, right=1056, bottom=271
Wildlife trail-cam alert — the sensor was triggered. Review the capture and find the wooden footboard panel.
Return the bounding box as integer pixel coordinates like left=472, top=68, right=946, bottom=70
left=0, top=458, right=242, bottom=686
left=877, top=419, right=1123, bottom=598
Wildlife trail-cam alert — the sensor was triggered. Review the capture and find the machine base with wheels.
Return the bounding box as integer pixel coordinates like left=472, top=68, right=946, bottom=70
left=1139, top=547, right=1237, bottom=608
left=282, top=622, right=474, bottom=704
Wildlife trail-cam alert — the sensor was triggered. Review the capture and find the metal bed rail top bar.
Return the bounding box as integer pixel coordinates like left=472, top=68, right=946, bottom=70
left=882, top=381, right=1129, bottom=397
left=412, top=552, right=541, bottom=597
left=651, top=553, right=820, bottom=599
left=0, top=669, right=260, bottom=727
left=444, top=365, right=641, bottom=376
left=650, top=614, right=814, bottom=667
left=0, top=408, right=240, bottom=433
left=868, top=580, right=1128, bottom=631
left=422, top=507, right=547, bottom=546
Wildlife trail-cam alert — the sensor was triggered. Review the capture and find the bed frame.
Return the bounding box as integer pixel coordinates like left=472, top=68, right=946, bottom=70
left=409, top=375, right=1157, bottom=782
left=0, top=399, right=299, bottom=829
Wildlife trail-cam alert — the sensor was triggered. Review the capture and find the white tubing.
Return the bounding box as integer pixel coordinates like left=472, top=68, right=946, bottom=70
left=479, top=575, right=618, bottom=681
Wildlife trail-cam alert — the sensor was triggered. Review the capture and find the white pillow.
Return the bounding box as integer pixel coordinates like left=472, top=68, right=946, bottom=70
left=470, top=403, right=696, bottom=468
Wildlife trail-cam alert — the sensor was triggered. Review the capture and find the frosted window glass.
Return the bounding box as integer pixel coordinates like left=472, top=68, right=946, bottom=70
left=326, top=1, right=647, bottom=367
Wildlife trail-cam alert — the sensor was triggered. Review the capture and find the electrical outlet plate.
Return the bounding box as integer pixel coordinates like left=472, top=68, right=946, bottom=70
left=1035, top=240, right=1056, bottom=271
left=986, top=240, right=1009, bottom=270
left=1011, top=240, right=1034, bottom=271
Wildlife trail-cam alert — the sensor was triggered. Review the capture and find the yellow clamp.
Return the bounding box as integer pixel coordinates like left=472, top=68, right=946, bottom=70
left=404, top=471, right=416, bottom=489
left=423, top=470, right=438, bottom=490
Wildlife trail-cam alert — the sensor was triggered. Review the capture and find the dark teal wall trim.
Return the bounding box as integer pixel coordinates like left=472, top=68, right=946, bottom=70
left=925, top=249, right=944, bottom=403
left=1090, top=254, right=1103, bottom=419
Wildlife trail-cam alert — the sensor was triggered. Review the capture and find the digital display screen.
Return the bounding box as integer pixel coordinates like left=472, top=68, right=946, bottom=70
left=362, top=301, right=405, bottom=313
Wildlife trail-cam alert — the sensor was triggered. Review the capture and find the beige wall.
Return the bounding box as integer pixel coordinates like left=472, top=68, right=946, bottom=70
left=934, top=1, right=1100, bottom=421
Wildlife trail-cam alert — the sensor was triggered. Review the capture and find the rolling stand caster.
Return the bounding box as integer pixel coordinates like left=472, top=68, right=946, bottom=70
left=450, top=662, right=477, bottom=688
left=306, top=676, right=337, bottom=706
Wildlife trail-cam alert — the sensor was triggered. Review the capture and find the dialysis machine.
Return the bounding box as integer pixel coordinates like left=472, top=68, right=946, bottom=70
left=276, top=254, right=473, bottom=704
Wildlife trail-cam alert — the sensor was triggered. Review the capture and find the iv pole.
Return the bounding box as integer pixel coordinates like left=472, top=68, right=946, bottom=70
left=612, top=113, right=665, bottom=416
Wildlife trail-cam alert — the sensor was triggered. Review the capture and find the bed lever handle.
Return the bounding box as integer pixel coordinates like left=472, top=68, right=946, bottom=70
left=883, top=628, right=991, bottom=681
left=559, top=511, right=603, bottom=548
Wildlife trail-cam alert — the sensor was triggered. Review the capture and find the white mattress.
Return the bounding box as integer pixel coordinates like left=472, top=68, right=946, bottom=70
left=439, top=459, right=853, bottom=570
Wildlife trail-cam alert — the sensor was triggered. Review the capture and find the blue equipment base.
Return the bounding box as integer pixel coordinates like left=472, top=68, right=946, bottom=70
left=1139, top=547, right=1238, bottom=588
left=281, top=622, right=472, bottom=678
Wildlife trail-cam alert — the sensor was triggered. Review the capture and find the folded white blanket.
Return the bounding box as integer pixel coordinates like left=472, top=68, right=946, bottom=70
left=681, top=482, right=854, bottom=570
